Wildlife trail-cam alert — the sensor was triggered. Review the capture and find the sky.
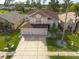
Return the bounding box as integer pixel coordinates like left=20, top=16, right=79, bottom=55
left=0, top=0, right=79, bottom=4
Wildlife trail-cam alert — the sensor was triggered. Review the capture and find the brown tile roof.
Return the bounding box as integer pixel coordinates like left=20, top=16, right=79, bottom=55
left=27, top=9, right=59, bottom=20
left=59, top=12, right=76, bottom=23
left=0, top=11, right=24, bottom=24
left=21, top=22, right=48, bottom=28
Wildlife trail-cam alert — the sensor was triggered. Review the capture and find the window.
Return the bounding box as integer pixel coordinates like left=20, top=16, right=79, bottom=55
left=35, top=14, right=42, bottom=24
left=36, top=18, right=41, bottom=23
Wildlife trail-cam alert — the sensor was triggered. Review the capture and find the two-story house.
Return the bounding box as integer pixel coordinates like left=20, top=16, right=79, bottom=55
left=21, top=9, right=59, bottom=36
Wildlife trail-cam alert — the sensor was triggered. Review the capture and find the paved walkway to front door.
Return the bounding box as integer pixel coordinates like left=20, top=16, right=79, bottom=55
left=12, top=36, right=49, bottom=59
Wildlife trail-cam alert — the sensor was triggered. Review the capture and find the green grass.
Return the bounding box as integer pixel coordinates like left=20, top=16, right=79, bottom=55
left=50, top=56, right=79, bottom=59
left=46, top=37, right=71, bottom=51
left=0, top=10, right=9, bottom=14
left=49, top=26, right=60, bottom=33
left=6, top=56, right=12, bottom=59
left=65, top=32, right=79, bottom=51
left=46, top=30, right=79, bottom=51
left=0, top=30, right=21, bottom=52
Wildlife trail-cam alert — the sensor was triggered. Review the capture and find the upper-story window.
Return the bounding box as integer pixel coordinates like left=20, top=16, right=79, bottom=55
left=35, top=14, right=42, bottom=24
left=36, top=18, right=41, bottom=23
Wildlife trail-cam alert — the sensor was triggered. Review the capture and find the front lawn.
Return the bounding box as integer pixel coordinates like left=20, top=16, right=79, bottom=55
left=47, top=27, right=79, bottom=51
left=46, top=37, right=71, bottom=51
left=65, top=31, right=79, bottom=51
left=0, top=10, right=9, bottom=14
left=0, top=29, right=21, bottom=52
left=50, top=56, right=79, bottom=59
left=6, top=56, right=12, bottom=59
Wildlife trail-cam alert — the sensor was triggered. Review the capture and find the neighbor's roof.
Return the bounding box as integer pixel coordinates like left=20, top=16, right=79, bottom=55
left=0, top=11, right=24, bottom=24
left=26, top=9, right=59, bottom=20
left=59, top=12, right=79, bottom=23
left=21, top=22, right=48, bottom=28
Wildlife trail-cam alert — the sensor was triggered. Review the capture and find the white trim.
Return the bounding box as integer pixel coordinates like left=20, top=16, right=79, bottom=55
left=28, top=10, right=50, bottom=18
left=29, top=10, right=39, bottom=17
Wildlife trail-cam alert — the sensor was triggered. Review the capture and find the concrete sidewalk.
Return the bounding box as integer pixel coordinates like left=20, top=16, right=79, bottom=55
left=48, top=51, right=79, bottom=56
left=0, top=52, right=7, bottom=59
left=12, top=36, right=49, bottom=59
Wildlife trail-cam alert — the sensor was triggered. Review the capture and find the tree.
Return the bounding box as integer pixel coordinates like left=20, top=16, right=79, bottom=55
left=59, top=0, right=73, bottom=13
left=62, top=0, right=70, bottom=40
left=48, top=0, right=60, bottom=12
left=26, top=0, right=30, bottom=7
left=26, top=0, right=47, bottom=9
left=70, top=4, right=79, bottom=14
left=36, top=0, right=42, bottom=8
left=15, top=5, right=25, bottom=13
left=70, top=4, right=79, bottom=31
left=30, top=0, right=36, bottom=7
left=15, top=3, right=25, bottom=13
left=36, top=2, right=42, bottom=8
left=4, top=0, right=15, bottom=6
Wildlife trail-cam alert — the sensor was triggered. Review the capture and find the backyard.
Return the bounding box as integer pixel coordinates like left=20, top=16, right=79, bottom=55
left=0, top=29, right=21, bottom=52
left=50, top=56, right=79, bottom=59
left=47, top=27, right=79, bottom=51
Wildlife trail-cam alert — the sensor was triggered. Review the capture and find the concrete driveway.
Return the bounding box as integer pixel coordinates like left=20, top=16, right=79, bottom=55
left=12, top=36, right=49, bottom=59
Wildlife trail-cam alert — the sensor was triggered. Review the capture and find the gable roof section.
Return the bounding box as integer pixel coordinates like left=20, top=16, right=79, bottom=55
left=59, top=12, right=77, bottom=23
left=27, top=9, right=59, bottom=20
left=0, top=11, right=24, bottom=24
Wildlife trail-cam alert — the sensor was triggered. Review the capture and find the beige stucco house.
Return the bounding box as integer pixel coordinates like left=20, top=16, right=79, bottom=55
left=0, top=11, right=25, bottom=32
left=21, top=9, right=59, bottom=36
left=59, top=12, right=79, bottom=31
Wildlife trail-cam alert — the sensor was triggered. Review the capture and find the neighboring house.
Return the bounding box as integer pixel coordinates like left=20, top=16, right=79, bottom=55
left=59, top=12, right=79, bottom=31
left=21, top=9, right=59, bottom=36
left=0, top=11, right=25, bottom=32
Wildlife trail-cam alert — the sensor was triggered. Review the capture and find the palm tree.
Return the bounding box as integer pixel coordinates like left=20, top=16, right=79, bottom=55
left=4, top=0, right=15, bottom=6
left=61, top=0, right=70, bottom=40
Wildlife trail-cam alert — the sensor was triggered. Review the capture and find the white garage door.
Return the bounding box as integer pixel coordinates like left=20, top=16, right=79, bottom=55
left=21, top=28, right=48, bottom=36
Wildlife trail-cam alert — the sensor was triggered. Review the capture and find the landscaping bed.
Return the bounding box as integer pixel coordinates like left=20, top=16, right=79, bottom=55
left=47, top=27, right=79, bottom=51
left=50, top=56, right=79, bottom=59
left=46, top=37, right=71, bottom=51
left=0, top=29, right=21, bottom=52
